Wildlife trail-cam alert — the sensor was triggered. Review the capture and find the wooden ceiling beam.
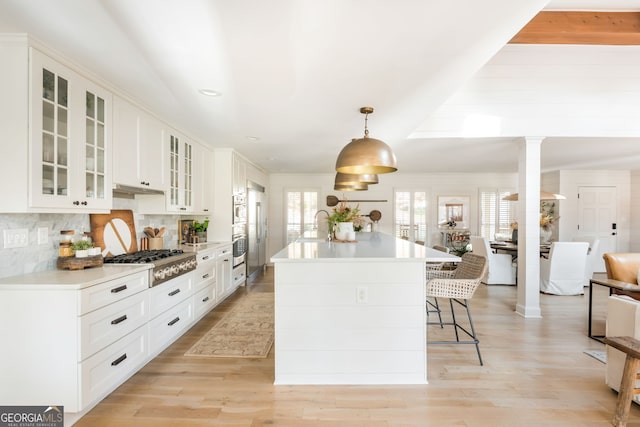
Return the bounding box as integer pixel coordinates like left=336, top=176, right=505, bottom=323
left=509, top=11, right=640, bottom=45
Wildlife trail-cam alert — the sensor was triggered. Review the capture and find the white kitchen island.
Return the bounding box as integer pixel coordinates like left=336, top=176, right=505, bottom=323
left=270, top=232, right=460, bottom=385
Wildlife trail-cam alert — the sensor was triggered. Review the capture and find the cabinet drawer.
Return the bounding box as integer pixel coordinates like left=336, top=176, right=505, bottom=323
left=233, top=265, right=246, bottom=287
left=194, top=284, right=215, bottom=319
left=217, top=246, right=232, bottom=257
left=80, top=291, right=148, bottom=361
left=80, top=271, right=148, bottom=315
left=148, top=297, right=193, bottom=356
left=80, top=326, right=147, bottom=409
left=197, top=250, right=216, bottom=265
left=194, top=265, right=215, bottom=293
left=148, top=274, right=192, bottom=319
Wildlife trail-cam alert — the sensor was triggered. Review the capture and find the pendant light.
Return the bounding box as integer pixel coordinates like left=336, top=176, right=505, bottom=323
left=335, top=107, right=397, bottom=174
left=334, top=172, right=379, bottom=187
left=334, top=182, right=369, bottom=191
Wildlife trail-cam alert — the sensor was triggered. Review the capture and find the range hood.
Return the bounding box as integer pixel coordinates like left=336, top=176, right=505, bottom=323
left=112, top=183, right=165, bottom=198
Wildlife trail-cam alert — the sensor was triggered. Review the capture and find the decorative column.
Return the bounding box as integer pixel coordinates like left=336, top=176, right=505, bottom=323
left=516, top=137, right=543, bottom=318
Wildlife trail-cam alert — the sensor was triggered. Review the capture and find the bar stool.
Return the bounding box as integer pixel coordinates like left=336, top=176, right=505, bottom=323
left=425, top=253, right=487, bottom=365
left=603, top=336, right=640, bottom=427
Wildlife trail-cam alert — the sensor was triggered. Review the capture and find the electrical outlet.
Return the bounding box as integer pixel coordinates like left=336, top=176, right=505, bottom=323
left=38, top=227, right=48, bottom=245
left=356, top=286, right=368, bottom=304
left=3, top=229, right=29, bottom=248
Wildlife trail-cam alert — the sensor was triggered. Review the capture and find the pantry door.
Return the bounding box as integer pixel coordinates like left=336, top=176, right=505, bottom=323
left=577, top=186, right=617, bottom=273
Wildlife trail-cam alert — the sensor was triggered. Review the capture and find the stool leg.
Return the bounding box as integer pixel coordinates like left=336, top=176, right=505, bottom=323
left=613, top=355, right=640, bottom=427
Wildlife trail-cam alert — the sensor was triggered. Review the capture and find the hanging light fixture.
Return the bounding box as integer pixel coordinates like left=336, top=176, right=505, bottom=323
left=334, top=172, right=379, bottom=187
left=335, top=107, right=397, bottom=174
left=334, top=182, right=369, bottom=191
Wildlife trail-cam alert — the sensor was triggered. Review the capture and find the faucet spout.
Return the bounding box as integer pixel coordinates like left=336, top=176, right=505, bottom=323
left=314, top=210, right=331, bottom=240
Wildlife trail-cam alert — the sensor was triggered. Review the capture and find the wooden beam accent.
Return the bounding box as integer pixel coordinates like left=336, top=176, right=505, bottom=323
left=510, top=11, right=640, bottom=45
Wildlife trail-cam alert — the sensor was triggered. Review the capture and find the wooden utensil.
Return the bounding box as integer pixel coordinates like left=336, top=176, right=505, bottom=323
left=368, top=210, right=382, bottom=221
left=156, top=226, right=166, bottom=237
left=143, top=227, right=156, bottom=238
left=326, top=195, right=387, bottom=207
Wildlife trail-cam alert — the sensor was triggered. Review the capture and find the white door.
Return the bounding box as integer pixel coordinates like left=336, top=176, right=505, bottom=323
left=577, top=186, right=617, bottom=272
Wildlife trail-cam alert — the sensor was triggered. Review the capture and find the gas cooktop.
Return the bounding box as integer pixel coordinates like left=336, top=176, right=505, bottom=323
left=103, top=249, right=186, bottom=264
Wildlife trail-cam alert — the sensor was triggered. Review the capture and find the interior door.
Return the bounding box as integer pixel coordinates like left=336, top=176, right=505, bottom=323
left=577, top=186, right=617, bottom=272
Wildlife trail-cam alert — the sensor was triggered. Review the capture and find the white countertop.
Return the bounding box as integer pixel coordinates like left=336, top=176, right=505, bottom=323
left=180, top=240, right=232, bottom=253
left=0, top=264, right=152, bottom=290
left=271, top=232, right=461, bottom=263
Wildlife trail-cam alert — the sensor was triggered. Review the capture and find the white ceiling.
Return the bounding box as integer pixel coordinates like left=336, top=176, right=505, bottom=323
left=0, top=0, right=638, bottom=174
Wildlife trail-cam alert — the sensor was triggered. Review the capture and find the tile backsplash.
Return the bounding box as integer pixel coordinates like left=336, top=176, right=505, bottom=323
left=0, top=199, right=210, bottom=279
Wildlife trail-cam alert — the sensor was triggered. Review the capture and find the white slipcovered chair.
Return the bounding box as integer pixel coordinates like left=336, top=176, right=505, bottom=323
left=606, top=295, right=640, bottom=405
left=470, top=236, right=516, bottom=285
left=539, top=242, right=589, bottom=295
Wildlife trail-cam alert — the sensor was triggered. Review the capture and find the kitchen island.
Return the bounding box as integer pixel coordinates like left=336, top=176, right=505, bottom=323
left=270, top=232, right=460, bottom=385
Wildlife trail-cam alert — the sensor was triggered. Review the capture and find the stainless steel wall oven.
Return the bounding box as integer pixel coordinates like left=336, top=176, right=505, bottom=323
left=232, top=223, right=247, bottom=268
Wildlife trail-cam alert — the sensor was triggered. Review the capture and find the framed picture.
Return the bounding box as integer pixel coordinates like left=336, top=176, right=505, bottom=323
left=438, top=196, right=470, bottom=228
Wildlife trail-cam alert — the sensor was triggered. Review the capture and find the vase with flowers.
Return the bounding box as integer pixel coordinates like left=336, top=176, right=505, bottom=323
left=328, top=200, right=361, bottom=241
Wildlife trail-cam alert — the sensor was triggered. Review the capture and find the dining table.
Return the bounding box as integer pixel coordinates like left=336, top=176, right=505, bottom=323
left=489, top=241, right=551, bottom=259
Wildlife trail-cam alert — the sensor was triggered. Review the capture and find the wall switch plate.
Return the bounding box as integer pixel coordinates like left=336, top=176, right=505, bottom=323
left=37, top=227, right=48, bottom=245
left=3, top=229, right=29, bottom=248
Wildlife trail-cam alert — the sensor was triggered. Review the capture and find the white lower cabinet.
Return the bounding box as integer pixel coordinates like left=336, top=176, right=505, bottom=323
left=216, top=245, right=233, bottom=301
left=193, top=248, right=217, bottom=320
left=148, top=297, right=193, bottom=357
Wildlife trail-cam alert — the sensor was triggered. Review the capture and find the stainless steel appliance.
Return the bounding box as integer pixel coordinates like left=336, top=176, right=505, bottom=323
left=247, top=181, right=267, bottom=280
left=232, top=223, right=247, bottom=268
left=103, top=249, right=197, bottom=287
left=232, top=194, right=247, bottom=224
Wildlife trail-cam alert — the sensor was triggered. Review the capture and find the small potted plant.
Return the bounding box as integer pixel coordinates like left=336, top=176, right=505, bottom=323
left=192, top=219, right=209, bottom=243
left=72, top=239, right=93, bottom=258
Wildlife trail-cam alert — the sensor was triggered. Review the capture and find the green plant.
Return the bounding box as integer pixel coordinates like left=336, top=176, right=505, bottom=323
left=328, top=201, right=361, bottom=227
left=71, top=240, right=93, bottom=251
left=193, top=219, right=209, bottom=233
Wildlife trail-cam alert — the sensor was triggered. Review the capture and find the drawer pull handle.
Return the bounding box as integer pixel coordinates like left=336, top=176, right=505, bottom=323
left=168, top=317, right=180, bottom=326
left=202, top=255, right=210, bottom=260
left=111, top=284, right=128, bottom=293
left=202, top=273, right=210, bottom=279
left=111, top=353, right=127, bottom=366
left=168, top=289, right=181, bottom=297
left=111, top=315, right=128, bottom=325
left=202, top=296, right=210, bottom=302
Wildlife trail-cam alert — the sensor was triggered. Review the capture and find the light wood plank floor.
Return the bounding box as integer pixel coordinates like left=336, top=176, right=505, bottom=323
left=76, top=268, right=640, bottom=426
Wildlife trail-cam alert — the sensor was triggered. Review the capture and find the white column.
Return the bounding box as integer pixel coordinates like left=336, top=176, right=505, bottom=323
left=515, top=137, right=543, bottom=318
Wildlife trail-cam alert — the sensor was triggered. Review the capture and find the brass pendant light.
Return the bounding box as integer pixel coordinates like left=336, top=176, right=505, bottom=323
left=334, top=172, right=379, bottom=186
left=334, top=182, right=369, bottom=191
left=335, top=107, right=398, bottom=174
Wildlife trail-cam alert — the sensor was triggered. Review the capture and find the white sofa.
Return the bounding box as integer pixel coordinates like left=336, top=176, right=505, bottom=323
left=606, top=295, right=640, bottom=404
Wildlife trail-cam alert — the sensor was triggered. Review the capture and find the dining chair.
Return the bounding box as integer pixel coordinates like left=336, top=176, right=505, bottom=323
left=572, top=238, right=600, bottom=286
left=470, top=236, right=516, bottom=285
left=425, top=252, right=487, bottom=365
left=540, top=242, right=589, bottom=295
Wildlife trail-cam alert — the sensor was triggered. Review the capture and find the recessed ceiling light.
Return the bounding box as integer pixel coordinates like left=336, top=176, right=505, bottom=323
left=198, top=89, right=222, bottom=97
left=246, top=136, right=260, bottom=142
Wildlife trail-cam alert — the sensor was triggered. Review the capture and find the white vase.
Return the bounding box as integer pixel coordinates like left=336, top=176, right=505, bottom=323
left=335, top=222, right=354, bottom=241
left=540, top=228, right=552, bottom=243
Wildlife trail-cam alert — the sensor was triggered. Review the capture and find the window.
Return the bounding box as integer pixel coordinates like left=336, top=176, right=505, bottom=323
left=394, top=190, right=427, bottom=243
left=285, top=190, right=318, bottom=243
left=479, top=188, right=515, bottom=240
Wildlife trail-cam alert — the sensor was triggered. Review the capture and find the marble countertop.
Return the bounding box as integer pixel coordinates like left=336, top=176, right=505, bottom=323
left=272, top=232, right=461, bottom=263
left=0, top=264, right=152, bottom=290
left=180, top=240, right=232, bottom=253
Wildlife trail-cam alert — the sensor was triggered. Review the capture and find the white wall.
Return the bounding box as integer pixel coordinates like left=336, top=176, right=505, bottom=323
left=267, top=172, right=518, bottom=263
left=632, top=171, right=640, bottom=252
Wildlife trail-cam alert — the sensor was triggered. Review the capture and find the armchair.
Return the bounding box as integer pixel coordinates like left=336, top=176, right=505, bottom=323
left=606, top=295, right=640, bottom=405
left=540, top=242, right=589, bottom=295
left=603, top=253, right=640, bottom=300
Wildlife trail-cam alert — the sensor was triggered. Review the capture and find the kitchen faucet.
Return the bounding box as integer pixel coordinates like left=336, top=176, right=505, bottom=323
left=314, top=209, right=331, bottom=241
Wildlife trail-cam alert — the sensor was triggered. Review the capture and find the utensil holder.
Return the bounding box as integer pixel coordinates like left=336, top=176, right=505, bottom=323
left=148, top=237, right=163, bottom=250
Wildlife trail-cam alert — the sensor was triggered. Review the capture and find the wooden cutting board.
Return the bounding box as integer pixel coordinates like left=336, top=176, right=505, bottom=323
left=90, top=210, right=138, bottom=257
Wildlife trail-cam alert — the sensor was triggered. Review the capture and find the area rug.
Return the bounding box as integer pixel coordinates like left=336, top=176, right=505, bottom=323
left=185, top=292, right=274, bottom=358
left=584, top=349, right=607, bottom=364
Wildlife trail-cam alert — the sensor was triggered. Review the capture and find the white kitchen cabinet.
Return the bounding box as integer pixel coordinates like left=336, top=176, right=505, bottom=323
left=0, top=36, right=113, bottom=212
left=30, top=48, right=112, bottom=211
left=193, top=143, right=214, bottom=214
left=112, top=96, right=166, bottom=191
left=0, top=268, right=150, bottom=414
left=166, top=129, right=194, bottom=212
left=147, top=271, right=195, bottom=357
left=216, top=245, right=233, bottom=301
left=233, top=151, right=247, bottom=195
left=193, top=248, right=216, bottom=319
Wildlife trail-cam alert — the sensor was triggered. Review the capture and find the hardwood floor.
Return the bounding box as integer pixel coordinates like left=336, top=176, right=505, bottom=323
left=76, top=268, right=640, bottom=426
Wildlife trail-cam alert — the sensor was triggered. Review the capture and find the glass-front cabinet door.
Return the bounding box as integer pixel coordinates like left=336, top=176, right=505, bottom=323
left=167, top=131, right=193, bottom=212
left=30, top=49, right=111, bottom=211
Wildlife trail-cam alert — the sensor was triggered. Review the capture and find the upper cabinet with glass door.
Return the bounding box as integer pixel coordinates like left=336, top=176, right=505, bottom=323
left=166, top=130, right=194, bottom=212
left=29, top=48, right=112, bottom=211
